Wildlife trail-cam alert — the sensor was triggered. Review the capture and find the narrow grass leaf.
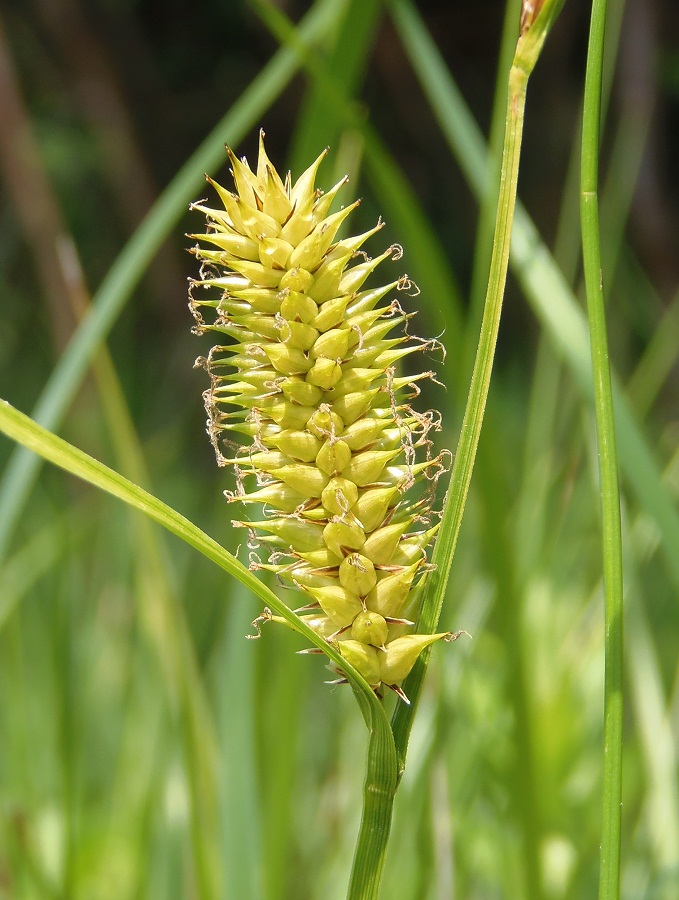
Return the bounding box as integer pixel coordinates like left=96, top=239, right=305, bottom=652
left=0, top=0, right=348, bottom=564
left=0, top=399, right=382, bottom=724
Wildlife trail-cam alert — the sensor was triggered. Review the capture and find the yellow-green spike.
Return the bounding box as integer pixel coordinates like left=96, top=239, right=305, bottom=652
left=191, top=135, right=452, bottom=700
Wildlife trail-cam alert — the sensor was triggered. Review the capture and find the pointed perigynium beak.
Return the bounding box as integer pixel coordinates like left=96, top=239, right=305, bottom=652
left=190, top=130, right=452, bottom=699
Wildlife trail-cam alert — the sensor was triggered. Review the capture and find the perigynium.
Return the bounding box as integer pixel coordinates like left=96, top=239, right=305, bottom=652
left=189, top=131, right=459, bottom=702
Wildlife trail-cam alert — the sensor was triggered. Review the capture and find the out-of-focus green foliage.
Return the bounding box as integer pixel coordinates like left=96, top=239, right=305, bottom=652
left=1, top=0, right=679, bottom=897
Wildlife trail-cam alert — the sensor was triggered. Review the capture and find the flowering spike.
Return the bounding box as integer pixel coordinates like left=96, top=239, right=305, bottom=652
left=289, top=146, right=328, bottom=208
left=190, top=135, right=458, bottom=699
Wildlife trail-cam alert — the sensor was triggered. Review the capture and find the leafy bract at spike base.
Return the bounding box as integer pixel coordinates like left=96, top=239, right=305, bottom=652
left=189, top=130, right=453, bottom=699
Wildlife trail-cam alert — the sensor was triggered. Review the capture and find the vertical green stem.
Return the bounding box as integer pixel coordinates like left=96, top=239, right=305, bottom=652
left=346, top=712, right=398, bottom=900
left=580, top=1, right=624, bottom=898
left=392, top=56, right=527, bottom=761
left=424, top=57, right=528, bottom=623
left=391, top=0, right=566, bottom=769
left=465, top=0, right=522, bottom=366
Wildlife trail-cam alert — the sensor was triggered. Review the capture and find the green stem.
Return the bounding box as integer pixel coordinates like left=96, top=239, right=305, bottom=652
left=392, top=59, right=527, bottom=761
left=428, top=57, right=527, bottom=619
left=465, top=0, right=522, bottom=370
left=391, top=0, right=565, bottom=771
left=580, top=2, right=624, bottom=898
left=347, top=718, right=398, bottom=900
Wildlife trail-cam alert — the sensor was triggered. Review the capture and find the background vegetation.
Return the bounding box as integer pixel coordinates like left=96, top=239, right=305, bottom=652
left=1, top=0, right=678, bottom=897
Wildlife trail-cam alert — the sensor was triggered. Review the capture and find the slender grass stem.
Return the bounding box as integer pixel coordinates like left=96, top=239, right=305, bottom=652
left=580, top=2, right=624, bottom=897
left=465, top=0, right=521, bottom=367
left=346, top=722, right=398, bottom=900
left=391, top=0, right=566, bottom=772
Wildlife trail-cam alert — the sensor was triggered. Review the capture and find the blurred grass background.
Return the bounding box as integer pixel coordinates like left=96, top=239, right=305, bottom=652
left=1, top=0, right=679, bottom=897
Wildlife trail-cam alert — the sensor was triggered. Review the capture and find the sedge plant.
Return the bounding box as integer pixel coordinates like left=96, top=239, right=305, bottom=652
left=0, top=0, right=637, bottom=897
left=188, top=131, right=460, bottom=703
